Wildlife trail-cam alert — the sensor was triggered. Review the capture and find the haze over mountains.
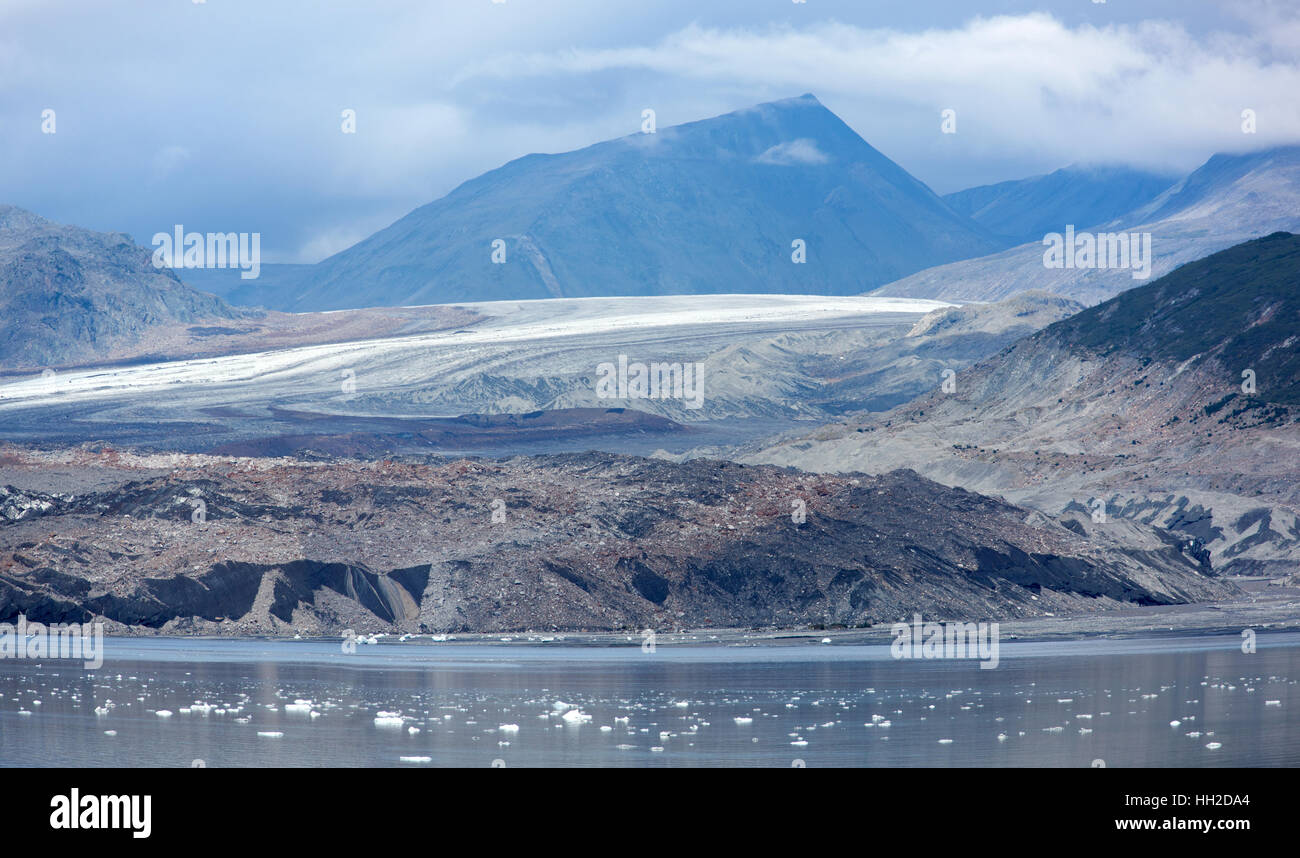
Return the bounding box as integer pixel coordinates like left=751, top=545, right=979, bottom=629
left=878, top=146, right=1300, bottom=306
left=942, top=165, right=1177, bottom=246
left=5, top=93, right=1297, bottom=338
left=194, top=95, right=1005, bottom=311
left=179, top=98, right=1300, bottom=314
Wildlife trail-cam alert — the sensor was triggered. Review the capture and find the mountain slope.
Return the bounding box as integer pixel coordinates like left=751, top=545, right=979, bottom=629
left=943, top=165, right=1176, bottom=245
left=0, top=205, right=250, bottom=369
left=751, top=233, right=1300, bottom=574
left=238, top=95, right=1001, bottom=312
left=875, top=146, right=1300, bottom=305
left=1049, top=231, right=1300, bottom=408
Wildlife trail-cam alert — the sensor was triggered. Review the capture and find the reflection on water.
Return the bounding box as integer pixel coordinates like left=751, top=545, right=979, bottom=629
left=1, top=634, right=1297, bottom=767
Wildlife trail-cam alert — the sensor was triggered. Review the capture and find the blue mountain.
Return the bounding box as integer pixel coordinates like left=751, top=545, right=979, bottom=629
left=209, top=95, right=1002, bottom=311
left=943, top=165, right=1178, bottom=245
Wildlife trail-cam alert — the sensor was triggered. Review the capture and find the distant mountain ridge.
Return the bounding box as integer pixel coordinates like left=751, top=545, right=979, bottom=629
left=942, top=165, right=1177, bottom=245
left=875, top=145, right=1300, bottom=305
left=203, top=94, right=1003, bottom=311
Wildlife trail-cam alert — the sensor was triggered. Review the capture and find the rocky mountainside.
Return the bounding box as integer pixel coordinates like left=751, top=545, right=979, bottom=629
left=212, top=94, right=1002, bottom=311
left=943, top=165, right=1176, bottom=246
left=750, top=233, right=1300, bottom=574
left=0, top=205, right=251, bottom=369
left=875, top=146, right=1300, bottom=305
left=0, top=447, right=1232, bottom=635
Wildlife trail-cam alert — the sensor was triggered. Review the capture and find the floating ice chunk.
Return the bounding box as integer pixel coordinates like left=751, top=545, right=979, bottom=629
left=562, top=709, right=591, bottom=724
left=734, top=717, right=754, bottom=725
left=156, top=710, right=173, bottom=718
left=374, top=712, right=405, bottom=728
left=1169, top=720, right=1181, bottom=727
left=103, top=730, right=116, bottom=736
left=1205, top=742, right=1222, bottom=750
left=938, top=738, right=954, bottom=744
left=257, top=731, right=284, bottom=738
left=399, top=756, right=432, bottom=763
left=1265, top=700, right=1281, bottom=706
left=498, top=724, right=520, bottom=733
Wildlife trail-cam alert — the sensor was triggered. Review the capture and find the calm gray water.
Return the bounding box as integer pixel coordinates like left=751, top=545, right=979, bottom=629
left=2, top=633, right=1297, bottom=767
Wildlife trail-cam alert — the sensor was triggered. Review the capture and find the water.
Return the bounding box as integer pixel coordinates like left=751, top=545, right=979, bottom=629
left=2, top=634, right=1297, bottom=767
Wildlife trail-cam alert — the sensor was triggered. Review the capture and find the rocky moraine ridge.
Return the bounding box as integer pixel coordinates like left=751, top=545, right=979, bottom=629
left=0, top=446, right=1233, bottom=635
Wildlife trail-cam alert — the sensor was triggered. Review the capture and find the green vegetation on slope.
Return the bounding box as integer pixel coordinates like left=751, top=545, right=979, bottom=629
left=1047, top=231, right=1300, bottom=408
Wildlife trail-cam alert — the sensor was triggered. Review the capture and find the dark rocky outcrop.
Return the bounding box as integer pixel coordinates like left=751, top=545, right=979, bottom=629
left=0, top=452, right=1235, bottom=634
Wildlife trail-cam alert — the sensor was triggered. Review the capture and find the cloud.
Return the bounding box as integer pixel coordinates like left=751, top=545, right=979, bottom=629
left=3, top=4, right=1298, bottom=261
left=755, top=139, right=830, bottom=166
left=150, top=146, right=193, bottom=181
left=457, top=14, right=1300, bottom=174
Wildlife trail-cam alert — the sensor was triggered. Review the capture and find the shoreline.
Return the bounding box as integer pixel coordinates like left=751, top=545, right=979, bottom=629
left=47, top=581, right=1298, bottom=649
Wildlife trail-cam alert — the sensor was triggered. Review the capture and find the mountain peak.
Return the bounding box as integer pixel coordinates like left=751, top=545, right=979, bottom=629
left=764, top=92, right=823, bottom=108
left=638, top=92, right=863, bottom=164
left=219, top=96, right=999, bottom=311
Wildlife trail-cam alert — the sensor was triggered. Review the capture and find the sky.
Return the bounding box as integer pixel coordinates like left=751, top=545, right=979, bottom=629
left=2, top=0, right=1298, bottom=264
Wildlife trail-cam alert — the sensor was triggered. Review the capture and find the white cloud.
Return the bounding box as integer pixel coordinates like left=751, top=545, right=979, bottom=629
left=755, top=138, right=830, bottom=166
left=457, top=14, right=1300, bottom=172
left=150, top=146, right=193, bottom=180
